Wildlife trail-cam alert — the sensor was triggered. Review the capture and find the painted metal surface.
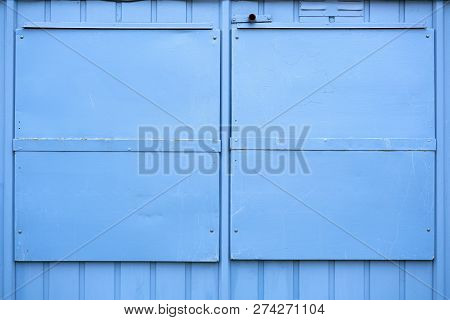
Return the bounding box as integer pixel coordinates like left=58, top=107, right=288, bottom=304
left=231, top=151, right=434, bottom=260
left=0, top=0, right=449, bottom=300
left=232, top=28, right=434, bottom=138
left=15, top=152, right=220, bottom=261
left=15, top=27, right=220, bottom=138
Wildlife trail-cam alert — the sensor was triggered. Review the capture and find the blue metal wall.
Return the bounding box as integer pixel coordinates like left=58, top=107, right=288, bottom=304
left=1, top=0, right=449, bottom=300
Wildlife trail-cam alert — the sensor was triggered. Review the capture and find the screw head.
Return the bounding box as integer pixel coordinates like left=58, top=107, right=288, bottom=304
left=209, top=229, right=214, bottom=233
left=213, top=36, right=217, bottom=40
left=19, top=35, right=24, bottom=39
left=426, top=35, right=430, bottom=38
left=427, top=228, right=431, bottom=232
left=234, top=229, right=238, bottom=233
left=17, top=230, right=22, bottom=234
left=235, top=36, right=239, bottom=40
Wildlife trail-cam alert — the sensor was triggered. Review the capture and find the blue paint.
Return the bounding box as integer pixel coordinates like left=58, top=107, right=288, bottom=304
left=231, top=151, right=434, bottom=260
left=15, top=152, right=220, bottom=261
left=15, top=28, right=220, bottom=138
left=1, top=0, right=449, bottom=300
left=232, top=28, right=434, bottom=138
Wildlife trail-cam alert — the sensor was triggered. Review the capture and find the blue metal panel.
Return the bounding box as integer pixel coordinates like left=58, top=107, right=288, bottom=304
left=231, top=151, right=434, bottom=260
left=299, top=261, right=330, bottom=299
left=84, top=263, right=115, bottom=299
left=232, top=27, right=434, bottom=139
left=335, top=262, right=365, bottom=299
left=48, top=263, right=80, bottom=300
left=15, top=152, right=219, bottom=261
left=120, top=262, right=151, bottom=300
left=263, top=262, right=294, bottom=299
left=230, top=261, right=258, bottom=299
left=369, top=261, right=401, bottom=299
left=1, top=0, right=448, bottom=300
left=16, top=27, right=220, bottom=138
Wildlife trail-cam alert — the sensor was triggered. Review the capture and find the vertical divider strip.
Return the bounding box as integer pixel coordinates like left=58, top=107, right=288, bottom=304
left=433, top=0, right=447, bottom=300
left=219, top=0, right=231, bottom=300
left=3, top=0, right=16, bottom=300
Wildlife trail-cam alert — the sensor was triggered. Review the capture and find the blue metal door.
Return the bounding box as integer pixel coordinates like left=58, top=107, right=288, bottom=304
left=14, top=26, right=221, bottom=262
left=230, top=26, right=435, bottom=260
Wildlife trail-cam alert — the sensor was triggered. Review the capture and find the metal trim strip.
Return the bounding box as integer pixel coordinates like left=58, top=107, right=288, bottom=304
left=22, top=23, right=214, bottom=30
left=236, top=23, right=427, bottom=29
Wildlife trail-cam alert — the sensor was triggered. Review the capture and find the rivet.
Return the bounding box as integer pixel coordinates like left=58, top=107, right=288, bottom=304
left=19, top=35, right=24, bottom=39
left=209, top=229, right=214, bottom=233
left=426, top=35, right=430, bottom=38
left=234, top=229, right=238, bottom=233
left=213, top=36, right=217, bottom=40
left=235, top=36, right=239, bottom=40
left=267, top=17, right=271, bottom=21
left=234, top=138, right=238, bottom=142
left=427, top=228, right=431, bottom=232
left=17, top=230, right=22, bottom=234
left=232, top=18, right=236, bottom=22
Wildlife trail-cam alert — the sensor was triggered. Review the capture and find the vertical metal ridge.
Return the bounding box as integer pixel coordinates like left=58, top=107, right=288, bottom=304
left=328, top=261, right=335, bottom=299
left=80, top=0, right=86, bottom=22
left=151, top=0, right=157, bottom=23
left=399, top=0, right=406, bottom=22
left=114, top=262, right=121, bottom=300
left=2, top=0, right=16, bottom=300
left=44, top=0, right=51, bottom=22
left=258, top=0, right=265, bottom=15
left=184, top=263, right=192, bottom=300
left=364, top=0, right=370, bottom=22
left=186, top=0, right=192, bottom=23
left=115, top=1, right=122, bottom=23
left=364, top=261, right=370, bottom=300
left=293, top=0, right=300, bottom=23
left=257, top=261, right=264, bottom=299
left=218, top=0, right=231, bottom=300
left=43, top=263, right=50, bottom=300
left=0, top=0, right=5, bottom=300
left=79, top=262, right=85, bottom=300
left=293, top=261, right=300, bottom=299
left=399, top=261, right=406, bottom=299
left=433, top=0, right=447, bottom=300
left=150, top=262, right=156, bottom=299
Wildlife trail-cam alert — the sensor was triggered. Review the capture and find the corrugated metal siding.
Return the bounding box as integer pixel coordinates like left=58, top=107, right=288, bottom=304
left=1, top=0, right=448, bottom=300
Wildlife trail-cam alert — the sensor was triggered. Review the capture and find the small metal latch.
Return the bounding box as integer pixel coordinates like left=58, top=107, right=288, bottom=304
left=231, top=14, right=272, bottom=24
